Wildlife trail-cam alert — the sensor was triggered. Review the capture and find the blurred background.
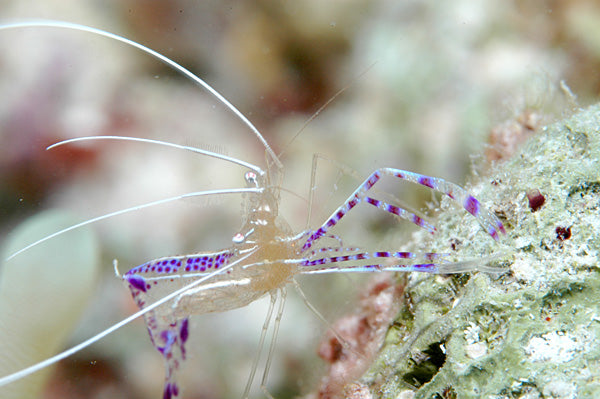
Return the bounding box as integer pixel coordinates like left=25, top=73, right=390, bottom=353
left=0, top=1, right=598, bottom=398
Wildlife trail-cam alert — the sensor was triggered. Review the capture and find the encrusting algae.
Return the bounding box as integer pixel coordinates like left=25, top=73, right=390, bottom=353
left=356, top=104, right=600, bottom=399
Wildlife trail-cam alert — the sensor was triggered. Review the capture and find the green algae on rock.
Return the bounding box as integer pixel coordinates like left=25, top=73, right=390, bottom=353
left=362, top=104, right=600, bottom=399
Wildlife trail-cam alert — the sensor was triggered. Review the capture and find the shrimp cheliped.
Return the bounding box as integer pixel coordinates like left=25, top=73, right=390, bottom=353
left=0, top=20, right=507, bottom=399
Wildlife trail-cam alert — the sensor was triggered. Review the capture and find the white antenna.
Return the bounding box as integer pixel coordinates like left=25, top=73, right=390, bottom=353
left=0, top=19, right=283, bottom=171
left=0, top=249, right=257, bottom=386
left=48, top=136, right=264, bottom=174
left=6, top=187, right=262, bottom=261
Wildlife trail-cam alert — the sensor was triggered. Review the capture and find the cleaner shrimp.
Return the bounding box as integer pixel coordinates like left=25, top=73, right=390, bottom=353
left=0, top=20, right=507, bottom=399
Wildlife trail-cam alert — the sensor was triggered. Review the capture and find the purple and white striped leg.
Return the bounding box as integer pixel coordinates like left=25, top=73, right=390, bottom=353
left=302, top=168, right=505, bottom=251
left=300, top=250, right=447, bottom=274
left=127, top=276, right=189, bottom=399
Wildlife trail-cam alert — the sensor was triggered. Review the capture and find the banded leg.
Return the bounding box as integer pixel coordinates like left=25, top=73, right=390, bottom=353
left=154, top=317, right=189, bottom=399
left=302, top=168, right=506, bottom=251
left=299, top=249, right=503, bottom=275
left=126, top=276, right=189, bottom=399
left=301, top=250, right=446, bottom=272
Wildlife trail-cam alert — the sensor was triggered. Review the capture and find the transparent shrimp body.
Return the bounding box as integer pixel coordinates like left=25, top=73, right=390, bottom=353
left=121, top=168, right=303, bottom=398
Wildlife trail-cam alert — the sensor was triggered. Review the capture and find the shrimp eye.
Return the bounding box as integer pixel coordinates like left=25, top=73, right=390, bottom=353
left=232, top=232, right=245, bottom=243
left=245, top=171, right=258, bottom=187
left=232, top=228, right=255, bottom=244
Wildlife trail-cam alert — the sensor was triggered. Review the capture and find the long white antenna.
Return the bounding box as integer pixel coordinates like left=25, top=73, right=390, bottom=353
left=0, top=248, right=257, bottom=386
left=0, top=19, right=283, bottom=170
left=48, top=136, right=264, bottom=174
left=6, top=188, right=262, bottom=261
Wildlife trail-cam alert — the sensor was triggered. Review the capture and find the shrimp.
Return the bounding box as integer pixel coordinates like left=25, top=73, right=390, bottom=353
left=0, top=20, right=507, bottom=399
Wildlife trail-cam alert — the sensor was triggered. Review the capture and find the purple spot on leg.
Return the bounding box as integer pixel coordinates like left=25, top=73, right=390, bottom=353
left=160, top=330, right=176, bottom=354
left=164, top=383, right=179, bottom=399
left=180, top=319, right=189, bottom=343
left=365, top=197, right=379, bottom=207
left=464, top=195, right=480, bottom=216
left=412, top=214, right=424, bottom=227
left=172, top=384, right=179, bottom=396
left=489, top=228, right=499, bottom=241
left=418, top=176, right=435, bottom=189
left=365, top=173, right=379, bottom=189
left=498, top=220, right=506, bottom=234
left=425, top=253, right=439, bottom=261
left=126, top=275, right=147, bottom=292
left=374, top=251, right=391, bottom=257
left=413, top=263, right=435, bottom=271
left=396, top=252, right=412, bottom=259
